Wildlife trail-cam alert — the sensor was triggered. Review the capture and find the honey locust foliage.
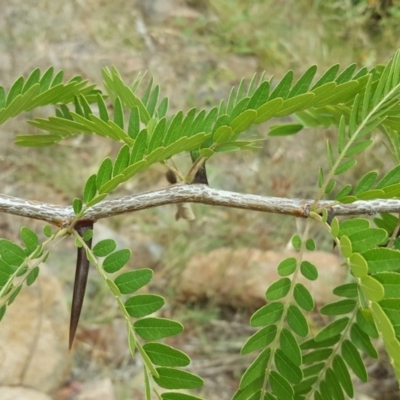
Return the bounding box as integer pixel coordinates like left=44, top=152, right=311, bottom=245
left=1, top=50, right=400, bottom=398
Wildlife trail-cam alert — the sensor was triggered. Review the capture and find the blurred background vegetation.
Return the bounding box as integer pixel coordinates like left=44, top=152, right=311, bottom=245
left=1, top=0, right=400, bottom=398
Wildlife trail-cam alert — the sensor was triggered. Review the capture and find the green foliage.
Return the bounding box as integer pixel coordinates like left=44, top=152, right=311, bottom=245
left=2, top=50, right=400, bottom=398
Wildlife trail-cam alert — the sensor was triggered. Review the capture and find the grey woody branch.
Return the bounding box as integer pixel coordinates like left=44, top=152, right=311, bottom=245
left=0, top=183, right=399, bottom=226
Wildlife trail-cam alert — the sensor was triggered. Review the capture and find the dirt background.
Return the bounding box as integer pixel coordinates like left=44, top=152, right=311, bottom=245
left=1, top=0, right=400, bottom=399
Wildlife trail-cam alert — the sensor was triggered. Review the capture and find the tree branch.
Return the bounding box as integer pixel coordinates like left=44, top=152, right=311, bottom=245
left=0, top=183, right=399, bottom=226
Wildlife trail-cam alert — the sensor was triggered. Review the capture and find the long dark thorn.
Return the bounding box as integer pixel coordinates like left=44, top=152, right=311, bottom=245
left=69, top=221, right=94, bottom=350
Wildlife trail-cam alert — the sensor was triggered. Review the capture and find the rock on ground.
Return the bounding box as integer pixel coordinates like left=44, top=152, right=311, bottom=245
left=0, top=264, right=70, bottom=394
left=179, top=247, right=346, bottom=308
left=0, top=387, right=52, bottom=400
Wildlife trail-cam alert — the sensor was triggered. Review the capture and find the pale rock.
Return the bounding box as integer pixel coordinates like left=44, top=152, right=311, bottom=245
left=179, top=248, right=347, bottom=308
left=76, top=378, right=116, bottom=400
left=0, top=386, right=52, bottom=400
left=0, top=264, right=70, bottom=393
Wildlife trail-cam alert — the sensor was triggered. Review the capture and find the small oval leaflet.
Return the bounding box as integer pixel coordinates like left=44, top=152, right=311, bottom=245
left=92, top=239, right=117, bottom=257
left=280, top=328, right=302, bottom=367
left=161, top=392, right=203, bottom=400
left=287, top=304, right=309, bottom=337
left=134, top=317, right=183, bottom=340
left=320, top=299, right=357, bottom=316
left=153, top=367, right=204, bottom=390
left=341, top=339, right=368, bottom=382
left=293, top=283, right=314, bottom=311
left=270, top=370, right=294, bottom=399
left=143, top=343, right=190, bottom=367
left=265, top=278, right=291, bottom=300
left=250, top=302, right=284, bottom=327
left=315, top=317, right=350, bottom=342
left=239, top=347, right=271, bottom=389
left=114, top=268, right=153, bottom=294
left=103, top=248, right=131, bottom=273
left=274, top=349, right=303, bottom=384
left=300, top=261, right=318, bottom=281
left=241, top=325, right=277, bottom=355
left=277, top=257, right=297, bottom=276
left=125, top=294, right=165, bottom=318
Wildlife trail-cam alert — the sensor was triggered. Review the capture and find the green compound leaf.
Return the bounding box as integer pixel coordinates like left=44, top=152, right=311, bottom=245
left=113, top=145, right=130, bottom=176
left=277, top=257, right=297, bottom=276
left=291, top=235, right=302, bottom=250
left=289, top=65, right=317, bottom=97
left=301, top=335, right=341, bottom=350
left=143, top=343, right=190, bottom=367
left=348, top=228, right=387, bottom=253
left=265, top=278, right=291, bottom=300
left=315, top=317, right=350, bottom=342
left=270, top=71, right=293, bottom=99
left=241, top=325, right=277, bottom=355
left=341, top=339, right=368, bottom=382
left=26, top=266, right=40, bottom=286
left=280, top=328, right=302, bottom=366
left=303, top=363, right=325, bottom=378
left=376, top=164, right=400, bottom=189
left=161, top=393, right=204, bottom=400
left=302, top=348, right=333, bottom=364
left=83, top=174, right=97, bottom=204
left=255, top=98, right=283, bottom=124
left=125, top=294, right=165, bottom=318
left=293, top=376, right=318, bottom=396
left=20, top=226, right=39, bottom=254
left=268, top=123, right=303, bottom=136
left=0, top=239, right=26, bottom=266
left=250, top=302, right=284, bottom=327
left=353, top=171, right=378, bottom=195
left=305, top=238, right=316, bottom=251
left=362, top=248, right=400, bottom=273
left=72, top=198, right=83, bottom=215
left=269, top=370, right=294, bottom=399
left=287, top=304, right=309, bottom=337
left=300, top=261, right=318, bottom=281
left=339, top=218, right=370, bottom=237
left=154, top=367, right=203, bottom=390
left=374, top=272, right=400, bottom=298
left=114, top=268, right=153, bottom=294
left=0, top=305, right=6, bottom=323
left=330, top=217, right=340, bottom=238
left=333, top=283, right=358, bottom=298
left=231, top=109, right=257, bottom=135
left=326, top=367, right=346, bottom=400
left=106, top=278, right=120, bottom=296
left=349, top=253, right=368, bottom=278
left=7, top=285, right=22, bottom=305
left=274, top=349, right=303, bottom=384
left=339, top=236, right=352, bottom=258
left=293, top=283, right=314, bottom=311
left=92, top=239, right=117, bottom=257
left=320, top=299, right=357, bottom=316
left=357, top=308, right=379, bottom=338
left=102, top=249, right=131, bottom=273
left=344, top=140, right=373, bottom=157
left=240, top=348, right=271, bottom=389
left=332, top=355, right=354, bottom=398
left=350, top=323, right=378, bottom=358
left=134, top=318, right=183, bottom=340
left=360, top=275, right=384, bottom=302
left=233, top=376, right=264, bottom=400
left=334, top=159, right=357, bottom=176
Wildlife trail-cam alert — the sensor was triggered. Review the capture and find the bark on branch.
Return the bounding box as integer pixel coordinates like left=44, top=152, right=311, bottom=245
left=0, top=183, right=398, bottom=226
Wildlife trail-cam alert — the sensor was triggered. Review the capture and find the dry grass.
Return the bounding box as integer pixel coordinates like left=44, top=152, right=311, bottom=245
left=1, top=0, right=400, bottom=398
